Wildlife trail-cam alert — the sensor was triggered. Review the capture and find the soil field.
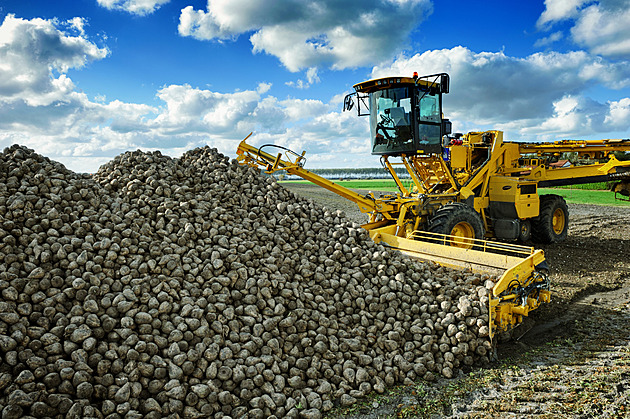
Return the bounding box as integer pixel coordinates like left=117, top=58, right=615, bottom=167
left=284, top=183, right=630, bottom=419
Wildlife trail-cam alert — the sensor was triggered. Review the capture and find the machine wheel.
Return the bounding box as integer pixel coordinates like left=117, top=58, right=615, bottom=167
left=428, top=203, right=485, bottom=249
left=518, top=219, right=532, bottom=243
left=532, top=195, right=569, bottom=243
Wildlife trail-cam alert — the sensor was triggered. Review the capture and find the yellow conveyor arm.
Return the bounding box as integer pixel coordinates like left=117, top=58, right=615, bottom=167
left=236, top=135, right=395, bottom=214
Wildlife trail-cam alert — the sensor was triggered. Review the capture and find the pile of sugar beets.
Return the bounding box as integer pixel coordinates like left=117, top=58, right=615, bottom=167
left=0, top=144, right=496, bottom=418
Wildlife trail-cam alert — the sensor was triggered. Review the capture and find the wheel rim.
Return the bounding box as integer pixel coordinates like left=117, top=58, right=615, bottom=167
left=449, top=221, right=475, bottom=248
left=552, top=208, right=565, bottom=234
left=520, top=221, right=530, bottom=240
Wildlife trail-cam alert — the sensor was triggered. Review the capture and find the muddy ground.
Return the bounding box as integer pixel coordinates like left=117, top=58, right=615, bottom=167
left=285, top=183, right=630, bottom=419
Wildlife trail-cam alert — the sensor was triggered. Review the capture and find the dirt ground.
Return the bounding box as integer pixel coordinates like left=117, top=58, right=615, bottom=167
left=285, top=183, right=630, bottom=419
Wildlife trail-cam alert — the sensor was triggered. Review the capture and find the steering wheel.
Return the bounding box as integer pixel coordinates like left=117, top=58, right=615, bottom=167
left=376, top=114, right=397, bottom=146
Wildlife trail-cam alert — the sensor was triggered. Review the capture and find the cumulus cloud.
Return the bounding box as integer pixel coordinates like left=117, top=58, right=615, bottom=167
left=64, top=17, right=87, bottom=36
left=246, top=110, right=370, bottom=166
left=0, top=78, right=370, bottom=170
left=570, top=3, right=630, bottom=57
left=538, top=0, right=630, bottom=58
left=0, top=17, right=365, bottom=170
left=537, top=0, right=591, bottom=28
left=604, top=97, right=630, bottom=129
left=499, top=95, right=608, bottom=139
left=286, top=67, right=321, bottom=89
left=178, top=0, right=432, bottom=72
left=96, top=0, right=171, bottom=15
left=0, top=15, right=154, bottom=162
left=153, top=84, right=263, bottom=134
left=0, top=14, right=147, bottom=153
left=372, top=46, right=630, bottom=139
left=9, top=9, right=630, bottom=174
left=534, top=31, right=563, bottom=48
left=143, top=83, right=367, bottom=163
left=0, top=14, right=109, bottom=106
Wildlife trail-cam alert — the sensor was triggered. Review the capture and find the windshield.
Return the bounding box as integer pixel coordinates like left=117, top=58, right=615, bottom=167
left=370, top=87, right=413, bottom=154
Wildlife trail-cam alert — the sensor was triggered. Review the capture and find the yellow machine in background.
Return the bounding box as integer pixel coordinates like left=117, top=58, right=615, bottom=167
left=236, top=72, right=630, bottom=339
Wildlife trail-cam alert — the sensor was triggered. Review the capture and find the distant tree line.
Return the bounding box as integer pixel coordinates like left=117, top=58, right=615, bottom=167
left=280, top=167, right=410, bottom=180
left=273, top=150, right=630, bottom=182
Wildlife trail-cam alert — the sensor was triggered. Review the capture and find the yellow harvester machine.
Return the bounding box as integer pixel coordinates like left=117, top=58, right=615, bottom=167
left=236, top=73, right=630, bottom=339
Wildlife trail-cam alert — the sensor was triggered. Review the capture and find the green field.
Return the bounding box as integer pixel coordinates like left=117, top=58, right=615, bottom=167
left=281, top=179, right=630, bottom=207
left=537, top=188, right=630, bottom=206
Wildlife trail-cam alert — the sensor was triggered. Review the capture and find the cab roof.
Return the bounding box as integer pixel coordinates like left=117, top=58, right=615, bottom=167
left=353, top=76, right=441, bottom=94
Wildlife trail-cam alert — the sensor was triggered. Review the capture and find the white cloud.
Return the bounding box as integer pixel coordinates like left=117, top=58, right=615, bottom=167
left=279, top=98, right=329, bottom=122
left=97, top=0, right=171, bottom=16
left=538, top=0, right=630, bottom=59
left=306, top=68, right=320, bottom=84
left=571, top=3, right=630, bottom=57
left=0, top=17, right=364, bottom=170
left=245, top=111, right=370, bottom=166
left=537, top=0, right=591, bottom=28
left=372, top=46, right=630, bottom=140
left=6, top=11, right=630, bottom=175
left=286, top=67, right=321, bottom=89
left=178, top=0, right=432, bottom=72
left=0, top=14, right=109, bottom=106
left=0, top=78, right=371, bottom=170
left=534, top=31, right=563, bottom=48
left=153, top=84, right=263, bottom=134
left=256, top=82, right=272, bottom=94
left=604, top=97, right=630, bottom=128
left=500, top=95, right=607, bottom=138
left=65, top=17, right=87, bottom=36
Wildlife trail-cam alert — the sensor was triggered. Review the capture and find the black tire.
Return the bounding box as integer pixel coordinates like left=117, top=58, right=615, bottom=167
left=428, top=203, right=485, bottom=249
left=532, top=195, right=569, bottom=243
left=518, top=219, right=532, bottom=243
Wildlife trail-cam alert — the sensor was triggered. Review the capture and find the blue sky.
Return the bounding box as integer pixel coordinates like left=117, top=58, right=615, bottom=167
left=2, top=0, right=630, bottom=172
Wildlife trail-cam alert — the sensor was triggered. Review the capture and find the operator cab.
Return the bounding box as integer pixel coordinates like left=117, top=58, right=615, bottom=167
left=344, top=73, right=451, bottom=156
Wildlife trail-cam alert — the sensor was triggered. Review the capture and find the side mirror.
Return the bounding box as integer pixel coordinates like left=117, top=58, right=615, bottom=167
left=440, top=74, right=450, bottom=94
left=343, top=92, right=370, bottom=116
left=343, top=93, right=355, bottom=112
left=442, top=119, right=452, bottom=136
